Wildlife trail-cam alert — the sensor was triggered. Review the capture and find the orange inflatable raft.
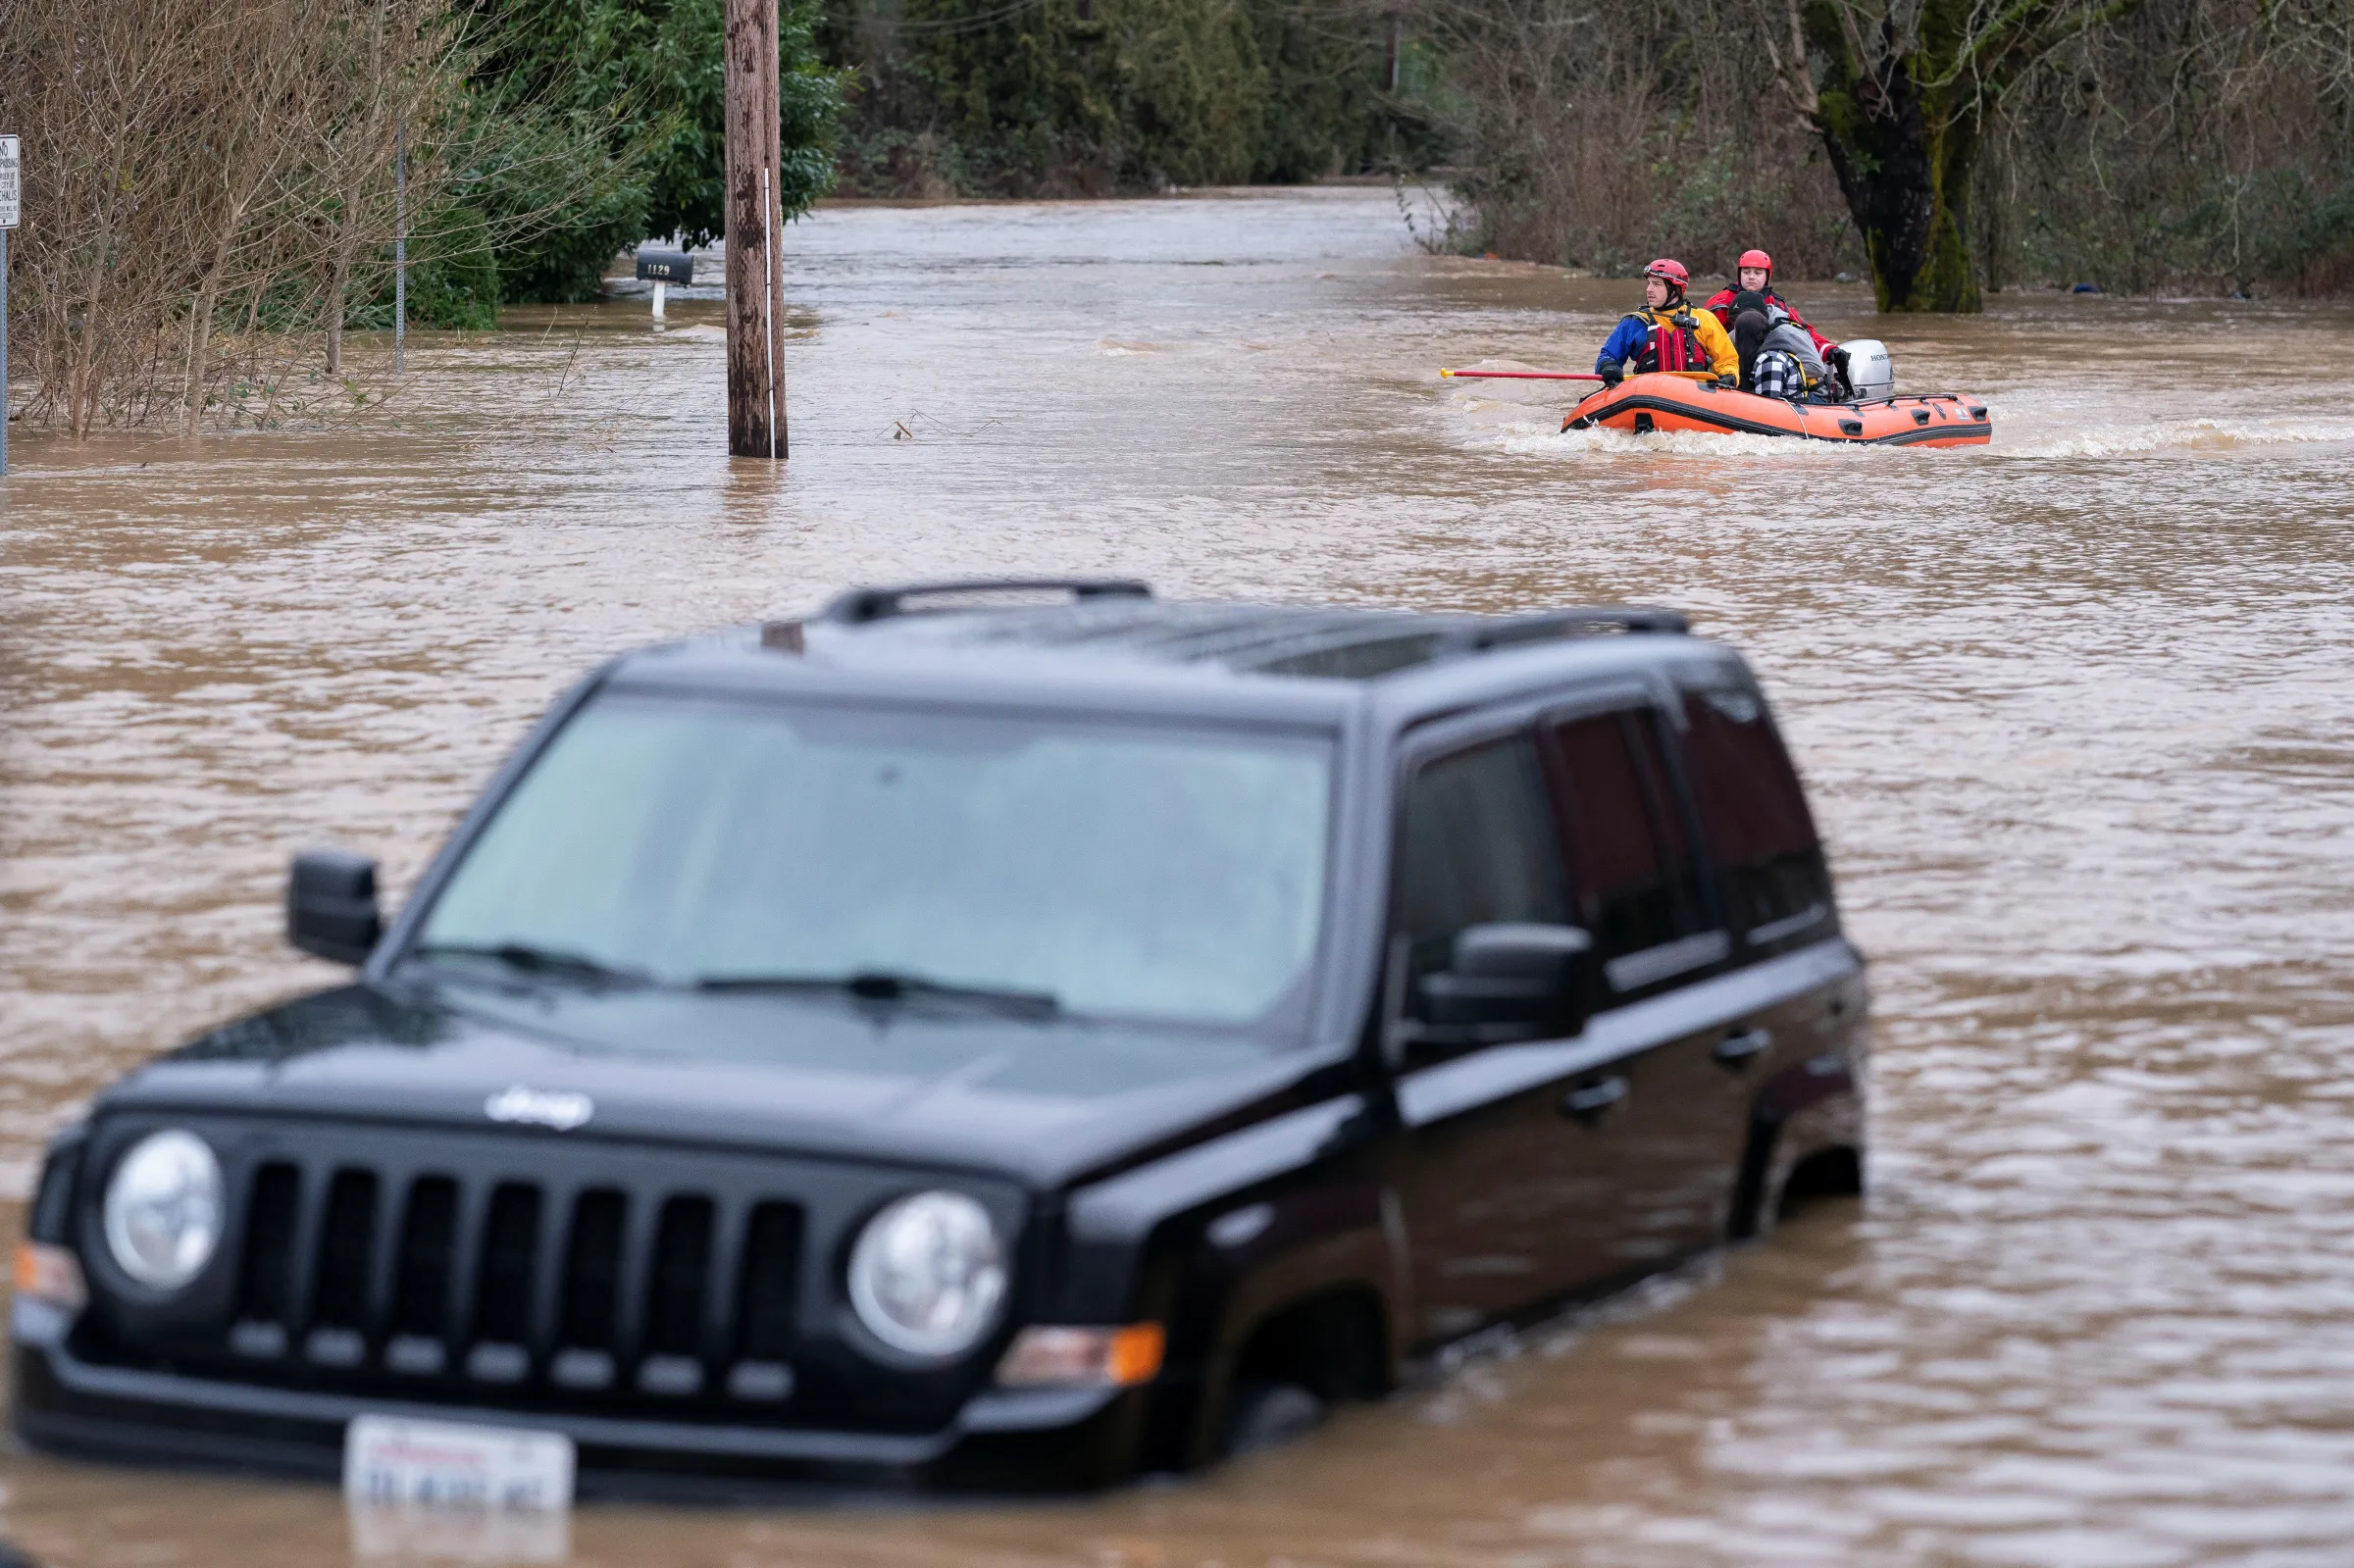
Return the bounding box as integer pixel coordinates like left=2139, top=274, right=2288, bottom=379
left=1562, top=373, right=1991, bottom=446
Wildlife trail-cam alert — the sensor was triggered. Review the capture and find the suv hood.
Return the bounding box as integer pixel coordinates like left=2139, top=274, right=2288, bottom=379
left=104, top=983, right=1338, bottom=1190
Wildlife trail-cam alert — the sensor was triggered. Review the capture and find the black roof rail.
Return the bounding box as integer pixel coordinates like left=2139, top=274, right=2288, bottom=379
left=1437, top=605, right=1688, bottom=657
left=816, top=578, right=1154, bottom=626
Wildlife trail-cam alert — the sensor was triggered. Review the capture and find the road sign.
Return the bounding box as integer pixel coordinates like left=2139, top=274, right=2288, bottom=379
left=2, top=133, right=15, bottom=479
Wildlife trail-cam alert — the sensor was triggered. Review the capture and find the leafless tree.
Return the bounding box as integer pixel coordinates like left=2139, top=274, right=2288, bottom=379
left=1407, top=0, right=1856, bottom=280
left=0, top=0, right=470, bottom=434
left=1411, top=0, right=2351, bottom=301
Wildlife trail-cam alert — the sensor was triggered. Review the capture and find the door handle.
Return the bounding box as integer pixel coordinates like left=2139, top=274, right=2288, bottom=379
left=1714, top=1027, right=1772, bottom=1068
left=1561, top=1076, right=1628, bottom=1123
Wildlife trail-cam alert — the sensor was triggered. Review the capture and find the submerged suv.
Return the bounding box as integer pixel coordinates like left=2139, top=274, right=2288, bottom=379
left=13, top=580, right=1867, bottom=1491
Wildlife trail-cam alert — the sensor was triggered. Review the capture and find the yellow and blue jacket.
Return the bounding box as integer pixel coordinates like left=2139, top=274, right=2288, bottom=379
left=1595, top=305, right=1739, bottom=379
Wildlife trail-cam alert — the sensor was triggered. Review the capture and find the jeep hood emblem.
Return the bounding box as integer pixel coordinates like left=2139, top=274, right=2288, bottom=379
left=484, top=1084, right=594, bottom=1131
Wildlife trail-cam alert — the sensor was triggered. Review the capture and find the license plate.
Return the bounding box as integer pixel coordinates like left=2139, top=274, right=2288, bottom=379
left=348, top=1502, right=569, bottom=1564
left=343, top=1414, right=576, bottom=1513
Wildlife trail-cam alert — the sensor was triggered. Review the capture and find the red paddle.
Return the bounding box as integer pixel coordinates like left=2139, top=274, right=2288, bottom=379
left=1441, top=369, right=1604, bottom=381
left=1439, top=368, right=1718, bottom=382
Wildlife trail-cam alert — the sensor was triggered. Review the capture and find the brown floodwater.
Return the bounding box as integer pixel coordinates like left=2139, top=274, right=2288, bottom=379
left=4, top=185, right=2354, bottom=1566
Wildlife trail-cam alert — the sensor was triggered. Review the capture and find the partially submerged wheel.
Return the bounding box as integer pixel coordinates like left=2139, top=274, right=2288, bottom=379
left=1224, top=1381, right=1326, bottom=1456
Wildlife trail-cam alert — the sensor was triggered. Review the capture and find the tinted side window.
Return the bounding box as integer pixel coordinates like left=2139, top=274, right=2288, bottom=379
left=1678, top=685, right=1834, bottom=949
left=1540, top=709, right=1708, bottom=971
left=1394, top=735, right=1567, bottom=1018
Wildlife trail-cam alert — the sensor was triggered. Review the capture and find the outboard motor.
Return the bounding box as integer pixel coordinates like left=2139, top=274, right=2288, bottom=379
left=1840, top=338, right=1895, bottom=398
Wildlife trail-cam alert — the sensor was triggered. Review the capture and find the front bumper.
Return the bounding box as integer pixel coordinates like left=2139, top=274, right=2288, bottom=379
left=11, top=1300, right=1135, bottom=1494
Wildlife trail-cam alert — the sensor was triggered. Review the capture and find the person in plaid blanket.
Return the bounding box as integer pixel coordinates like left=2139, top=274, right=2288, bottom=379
left=1727, top=291, right=1843, bottom=401
left=1750, top=346, right=1809, bottom=398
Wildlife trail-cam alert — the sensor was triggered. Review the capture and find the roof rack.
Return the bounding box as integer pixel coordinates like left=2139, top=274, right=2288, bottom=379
left=816, top=578, right=1153, bottom=627
left=1436, top=605, right=1688, bottom=657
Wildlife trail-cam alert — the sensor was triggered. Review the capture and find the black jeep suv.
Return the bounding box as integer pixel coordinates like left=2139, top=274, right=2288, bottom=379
left=13, top=580, right=1867, bottom=1490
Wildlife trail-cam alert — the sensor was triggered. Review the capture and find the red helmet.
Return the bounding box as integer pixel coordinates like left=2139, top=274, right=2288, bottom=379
left=1643, top=258, right=1690, bottom=291
left=1737, top=248, right=1773, bottom=278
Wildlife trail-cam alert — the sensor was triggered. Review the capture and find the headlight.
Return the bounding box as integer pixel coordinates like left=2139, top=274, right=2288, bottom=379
left=102, top=1131, right=224, bottom=1290
left=846, top=1190, right=1006, bottom=1358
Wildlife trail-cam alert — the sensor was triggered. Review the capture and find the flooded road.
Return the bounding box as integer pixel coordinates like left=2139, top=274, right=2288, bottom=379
left=4, top=184, right=2354, bottom=1565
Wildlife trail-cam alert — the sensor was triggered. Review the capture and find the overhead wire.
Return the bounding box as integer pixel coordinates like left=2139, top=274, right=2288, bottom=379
left=887, top=0, right=1059, bottom=36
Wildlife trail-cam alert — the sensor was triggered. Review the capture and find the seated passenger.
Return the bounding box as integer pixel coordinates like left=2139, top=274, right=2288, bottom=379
left=1731, top=297, right=1772, bottom=387
left=1730, top=289, right=1836, bottom=401
left=1594, top=259, right=1738, bottom=386
left=1705, top=250, right=1846, bottom=391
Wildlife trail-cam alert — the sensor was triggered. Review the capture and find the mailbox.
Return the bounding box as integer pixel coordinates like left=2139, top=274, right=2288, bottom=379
left=635, top=249, right=693, bottom=283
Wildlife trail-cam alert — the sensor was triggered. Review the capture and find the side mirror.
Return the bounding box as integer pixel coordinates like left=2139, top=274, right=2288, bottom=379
left=287, top=849, right=383, bottom=965
left=1418, top=923, right=1592, bottom=1037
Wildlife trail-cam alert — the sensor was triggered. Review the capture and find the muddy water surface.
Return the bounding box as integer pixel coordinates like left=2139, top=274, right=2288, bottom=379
left=4, top=186, right=2354, bottom=1566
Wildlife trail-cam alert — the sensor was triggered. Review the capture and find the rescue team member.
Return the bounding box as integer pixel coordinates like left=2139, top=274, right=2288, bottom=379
left=1704, top=249, right=1846, bottom=384
left=1594, top=259, right=1738, bottom=386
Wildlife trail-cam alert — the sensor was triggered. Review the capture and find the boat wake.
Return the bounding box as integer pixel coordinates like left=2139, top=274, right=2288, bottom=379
left=1994, top=415, right=2354, bottom=457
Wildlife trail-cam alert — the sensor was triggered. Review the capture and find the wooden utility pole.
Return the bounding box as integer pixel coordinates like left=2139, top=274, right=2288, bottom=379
left=723, top=0, right=787, bottom=459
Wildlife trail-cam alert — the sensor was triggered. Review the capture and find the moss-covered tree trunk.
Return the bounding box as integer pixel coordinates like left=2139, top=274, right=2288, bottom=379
left=1782, top=0, right=2142, bottom=311
left=1798, top=0, right=1980, bottom=311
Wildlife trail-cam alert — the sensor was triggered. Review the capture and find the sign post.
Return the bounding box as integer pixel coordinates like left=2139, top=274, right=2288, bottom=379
left=1, top=134, right=19, bottom=479
left=393, top=125, right=406, bottom=376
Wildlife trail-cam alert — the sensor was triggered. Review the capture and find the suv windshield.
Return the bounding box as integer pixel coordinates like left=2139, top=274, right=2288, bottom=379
left=410, top=695, right=1334, bottom=1031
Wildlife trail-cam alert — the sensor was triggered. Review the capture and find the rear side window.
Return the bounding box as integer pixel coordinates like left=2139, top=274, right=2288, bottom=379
left=1678, top=685, right=1834, bottom=951
left=1539, top=709, right=1714, bottom=989
left=1393, top=735, right=1567, bottom=1018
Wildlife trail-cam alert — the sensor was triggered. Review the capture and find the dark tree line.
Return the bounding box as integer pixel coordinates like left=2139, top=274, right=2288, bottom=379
left=1416, top=0, right=2354, bottom=306
left=814, top=0, right=1441, bottom=194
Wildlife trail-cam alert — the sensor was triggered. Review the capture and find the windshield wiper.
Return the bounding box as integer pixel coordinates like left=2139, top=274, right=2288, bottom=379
left=408, top=940, right=653, bottom=989
left=692, top=970, right=1060, bottom=1019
